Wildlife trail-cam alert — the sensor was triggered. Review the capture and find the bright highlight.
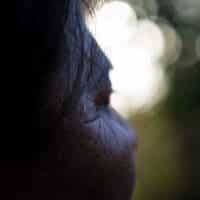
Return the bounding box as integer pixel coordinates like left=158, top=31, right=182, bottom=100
left=87, top=1, right=168, bottom=115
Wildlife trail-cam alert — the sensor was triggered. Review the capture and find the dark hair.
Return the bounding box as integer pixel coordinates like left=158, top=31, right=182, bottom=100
left=61, top=0, right=111, bottom=115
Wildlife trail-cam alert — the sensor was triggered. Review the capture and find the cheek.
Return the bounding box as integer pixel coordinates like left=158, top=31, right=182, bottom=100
left=83, top=107, right=136, bottom=159
left=93, top=120, right=132, bottom=154
left=83, top=113, right=137, bottom=191
left=98, top=108, right=136, bottom=150
left=62, top=109, right=136, bottom=197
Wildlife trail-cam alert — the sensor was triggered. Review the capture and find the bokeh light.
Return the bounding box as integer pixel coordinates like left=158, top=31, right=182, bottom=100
left=86, top=1, right=200, bottom=200
left=159, top=23, right=182, bottom=65
left=196, top=36, right=200, bottom=59
left=87, top=1, right=168, bottom=115
left=130, top=0, right=158, bottom=18
left=172, top=0, right=200, bottom=25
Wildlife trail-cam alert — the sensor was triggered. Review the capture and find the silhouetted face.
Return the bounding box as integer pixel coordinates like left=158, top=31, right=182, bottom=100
left=10, top=0, right=137, bottom=199
left=55, top=2, right=137, bottom=199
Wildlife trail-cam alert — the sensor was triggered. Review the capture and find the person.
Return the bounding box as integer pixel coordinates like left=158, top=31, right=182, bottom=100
left=1, top=0, right=136, bottom=199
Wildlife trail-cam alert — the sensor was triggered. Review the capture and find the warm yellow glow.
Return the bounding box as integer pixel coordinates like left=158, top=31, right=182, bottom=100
left=87, top=1, right=168, bottom=115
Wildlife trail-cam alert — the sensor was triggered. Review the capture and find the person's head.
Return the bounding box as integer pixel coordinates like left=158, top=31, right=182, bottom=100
left=5, top=1, right=137, bottom=199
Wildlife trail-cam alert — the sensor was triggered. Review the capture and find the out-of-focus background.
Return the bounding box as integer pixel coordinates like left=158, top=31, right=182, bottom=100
left=87, top=0, right=200, bottom=199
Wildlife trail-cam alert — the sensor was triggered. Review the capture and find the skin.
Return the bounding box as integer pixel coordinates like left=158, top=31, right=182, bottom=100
left=3, top=0, right=136, bottom=199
